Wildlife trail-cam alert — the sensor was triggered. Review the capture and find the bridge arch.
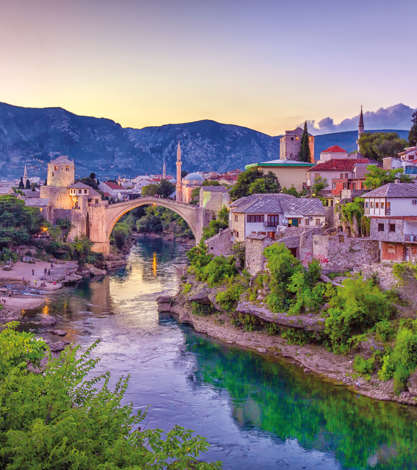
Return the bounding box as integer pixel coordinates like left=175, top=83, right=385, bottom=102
left=88, top=196, right=211, bottom=255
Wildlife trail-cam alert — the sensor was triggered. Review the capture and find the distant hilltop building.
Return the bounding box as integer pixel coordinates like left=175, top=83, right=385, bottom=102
left=280, top=127, right=315, bottom=162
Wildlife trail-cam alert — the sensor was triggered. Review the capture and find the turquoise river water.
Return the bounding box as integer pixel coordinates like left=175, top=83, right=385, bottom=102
left=29, top=237, right=417, bottom=469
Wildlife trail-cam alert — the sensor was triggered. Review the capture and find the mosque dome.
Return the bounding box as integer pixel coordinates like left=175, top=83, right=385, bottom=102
left=183, top=173, right=204, bottom=185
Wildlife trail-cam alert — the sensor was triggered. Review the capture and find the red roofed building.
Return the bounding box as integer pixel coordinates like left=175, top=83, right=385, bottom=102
left=319, top=145, right=348, bottom=162
left=307, top=158, right=371, bottom=193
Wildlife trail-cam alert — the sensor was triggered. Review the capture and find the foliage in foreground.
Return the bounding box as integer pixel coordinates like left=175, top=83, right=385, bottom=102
left=0, top=323, right=220, bottom=470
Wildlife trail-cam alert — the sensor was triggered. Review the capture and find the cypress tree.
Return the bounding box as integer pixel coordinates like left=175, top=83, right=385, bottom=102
left=25, top=178, right=31, bottom=189
left=18, top=177, right=24, bottom=189
left=298, top=121, right=311, bottom=162
left=409, top=110, right=417, bottom=146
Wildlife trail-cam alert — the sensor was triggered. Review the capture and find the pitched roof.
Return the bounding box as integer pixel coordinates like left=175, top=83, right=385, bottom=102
left=362, top=183, right=417, bottom=198
left=69, top=182, right=91, bottom=190
left=230, top=193, right=325, bottom=216
left=309, top=158, right=369, bottom=172
left=322, top=145, right=347, bottom=153
left=104, top=181, right=124, bottom=190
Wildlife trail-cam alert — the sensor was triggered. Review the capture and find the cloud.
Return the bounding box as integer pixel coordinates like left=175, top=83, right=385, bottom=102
left=303, top=103, right=416, bottom=135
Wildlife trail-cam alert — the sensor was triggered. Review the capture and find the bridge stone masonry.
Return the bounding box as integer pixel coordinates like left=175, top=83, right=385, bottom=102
left=86, top=196, right=214, bottom=255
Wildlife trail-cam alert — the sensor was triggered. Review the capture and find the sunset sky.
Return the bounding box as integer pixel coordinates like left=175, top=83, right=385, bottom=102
left=1, top=0, right=416, bottom=134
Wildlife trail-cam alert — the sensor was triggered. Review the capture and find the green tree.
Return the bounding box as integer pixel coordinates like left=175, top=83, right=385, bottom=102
left=18, top=177, right=24, bottom=189
left=229, top=167, right=280, bottom=201
left=409, top=110, right=417, bottom=146
left=111, top=221, right=131, bottom=250
left=157, top=179, right=175, bottom=198
left=142, top=184, right=159, bottom=197
left=202, top=207, right=229, bottom=241
left=338, top=197, right=369, bottom=237
left=298, top=121, right=311, bottom=162
left=0, top=324, right=220, bottom=469
left=79, top=172, right=99, bottom=190
left=25, top=179, right=31, bottom=189
left=364, top=165, right=411, bottom=189
left=359, top=132, right=407, bottom=161
left=311, top=175, right=327, bottom=196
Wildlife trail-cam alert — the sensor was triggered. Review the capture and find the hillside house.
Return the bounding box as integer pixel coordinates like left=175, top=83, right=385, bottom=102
left=230, top=193, right=326, bottom=242
left=363, top=182, right=417, bottom=262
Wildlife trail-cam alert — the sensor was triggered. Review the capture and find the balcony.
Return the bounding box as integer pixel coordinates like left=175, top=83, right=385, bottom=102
left=405, top=234, right=417, bottom=243
left=264, top=222, right=278, bottom=228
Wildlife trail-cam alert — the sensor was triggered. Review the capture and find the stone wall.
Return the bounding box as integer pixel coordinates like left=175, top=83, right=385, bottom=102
left=245, top=235, right=272, bottom=276
left=312, top=235, right=379, bottom=272
left=205, top=228, right=233, bottom=257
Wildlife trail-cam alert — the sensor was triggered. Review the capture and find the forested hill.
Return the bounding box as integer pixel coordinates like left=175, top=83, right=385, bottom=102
left=0, top=102, right=409, bottom=179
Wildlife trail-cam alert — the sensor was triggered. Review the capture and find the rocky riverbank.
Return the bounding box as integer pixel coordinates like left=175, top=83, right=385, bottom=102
left=157, top=279, right=417, bottom=407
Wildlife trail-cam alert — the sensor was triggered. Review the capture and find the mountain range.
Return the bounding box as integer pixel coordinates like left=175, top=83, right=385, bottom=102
left=0, top=102, right=412, bottom=179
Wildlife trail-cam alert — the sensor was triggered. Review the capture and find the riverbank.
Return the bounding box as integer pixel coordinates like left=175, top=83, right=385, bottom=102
left=0, top=254, right=127, bottom=319
left=158, top=287, right=417, bottom=406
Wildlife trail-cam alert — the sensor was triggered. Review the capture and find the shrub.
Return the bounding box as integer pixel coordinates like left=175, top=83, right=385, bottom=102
left=379, top=326, right=417, bottom=394
left=191, top=301, right=216, bottom=316
left=375, top=320, right=394, bottom=342
left=324, top=276, right=396, bottom=353
left=231, top=313, right=262, bottom=332
left=0, top=324, right=219, bottom=469
left=216, top=284, right=244, bottom=311
left=202, top=256, right=237, bottom=287
left=353, top=355, right=376, bottom=378
left=182, top=283, right=192, bottom=295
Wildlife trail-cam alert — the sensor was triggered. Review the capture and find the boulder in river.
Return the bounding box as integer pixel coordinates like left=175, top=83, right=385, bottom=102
left=48, top=329, right=67, bottom=336
left=39, top=316, right=57, bottom=327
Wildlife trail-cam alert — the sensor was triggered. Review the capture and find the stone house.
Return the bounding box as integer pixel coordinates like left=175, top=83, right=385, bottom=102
left=318, top=145, right=348, bottom=162
left=245, top=160, right=313, bottom=191
left=307, top=158, right=370, bottom=192
left=230, top=193, right=326, bottom=242
left=363, top=182, right=417, bottom=262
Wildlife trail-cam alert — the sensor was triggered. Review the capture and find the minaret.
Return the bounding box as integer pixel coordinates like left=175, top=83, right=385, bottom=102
left=176, top=142, right=182, bottom=202
left=23, top=165, right=28, bottom=187
left=357, top=106, right=364, bottom=152
left=162, top=159, right=167, bottom=180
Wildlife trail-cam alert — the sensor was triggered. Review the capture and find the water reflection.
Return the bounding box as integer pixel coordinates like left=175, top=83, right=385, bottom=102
left=34, top=237, right=417, bottom=470
left=185, top=332, right=417, bottom=470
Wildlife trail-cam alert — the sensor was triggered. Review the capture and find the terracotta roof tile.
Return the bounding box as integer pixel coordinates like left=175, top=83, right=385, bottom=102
left=309, top=159, right=370, bottom=172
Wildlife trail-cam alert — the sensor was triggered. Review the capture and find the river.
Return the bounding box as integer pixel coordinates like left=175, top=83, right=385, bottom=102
left=30, top=237, right=417, bottom=470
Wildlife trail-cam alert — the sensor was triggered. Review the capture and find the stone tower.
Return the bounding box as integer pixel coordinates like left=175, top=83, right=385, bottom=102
left=357, top=106, right=365, bottom=151
left=47, top=155, right=75, bottom=187
left=40, top=155, right=75, bottom=212
left=176, top=142, right=182, bottom=202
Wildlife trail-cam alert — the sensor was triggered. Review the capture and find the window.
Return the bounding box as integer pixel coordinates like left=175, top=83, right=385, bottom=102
left=370, top=201, right=374, bottom=208
left=365, top=201, right=369, bottom=208
left=412, top=200, right=417, bottom=205
left=234, top=215, right=238, bottom=222
left=389, top=224, right=396, bottom=233
left=84, top=189, right=88, bottom=194
left=378, top=223, right=384, bottom=232
left=66, top=167, right=69, bottom=171
left=247, top=214, right=263, bottom=223
left=315, top=219, right=321, bottom=226
left=375, top=202, right=379, bottom=208
left=266, top=215, right=279, bottom=226
left=305, top=218, right=310, bottom=226
left=381, top=202, right=384, bottom=208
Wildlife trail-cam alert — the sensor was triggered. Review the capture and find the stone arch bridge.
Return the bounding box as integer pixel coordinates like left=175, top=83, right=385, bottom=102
left=85, top=197, right=213, bottom=255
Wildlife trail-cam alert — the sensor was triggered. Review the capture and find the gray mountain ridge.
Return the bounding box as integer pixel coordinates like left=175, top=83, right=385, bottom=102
left=0, top=101, right=411, bottom=179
